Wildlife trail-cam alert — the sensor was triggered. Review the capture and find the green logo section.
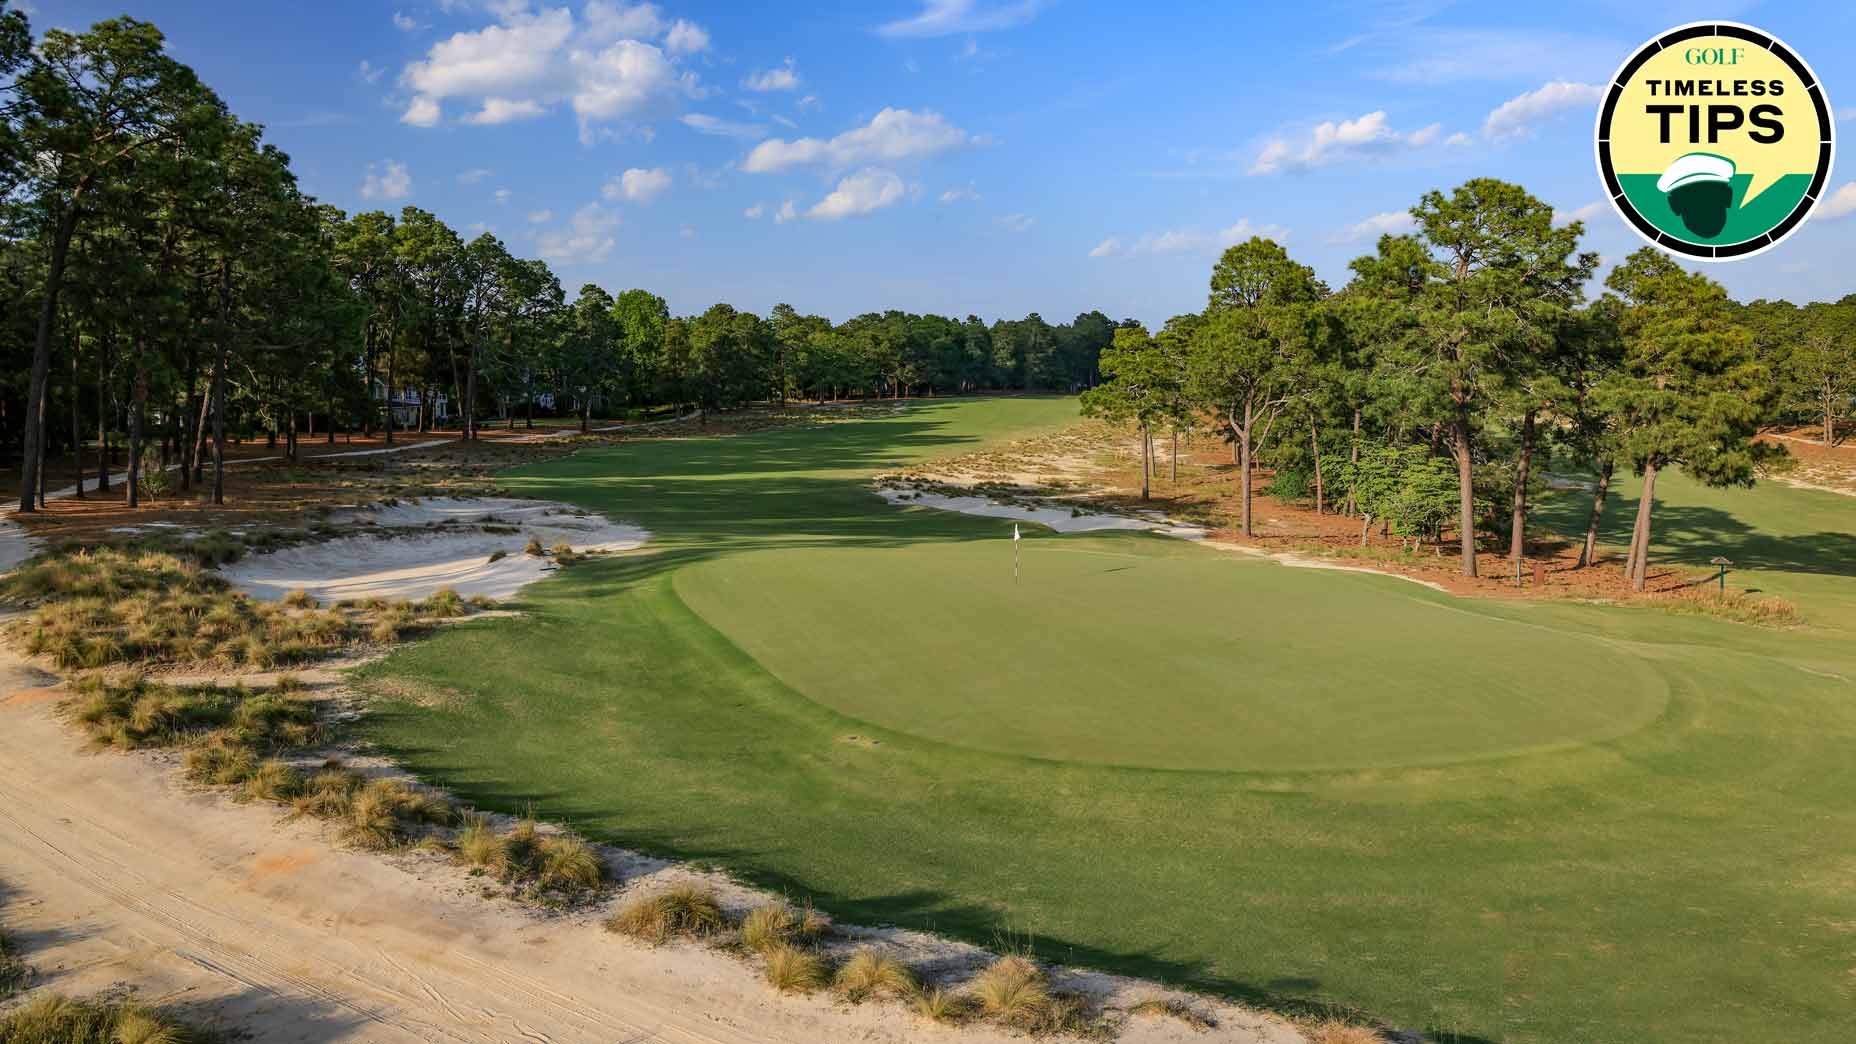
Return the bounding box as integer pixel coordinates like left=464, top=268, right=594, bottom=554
left=1616, top=171, right=1812, bottom=247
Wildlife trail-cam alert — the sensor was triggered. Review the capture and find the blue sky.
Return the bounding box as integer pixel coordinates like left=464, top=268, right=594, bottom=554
left=39, top=0, right=1856, bottom=325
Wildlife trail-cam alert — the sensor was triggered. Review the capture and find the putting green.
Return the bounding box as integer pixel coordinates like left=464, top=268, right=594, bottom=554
left=675, top=536, right=1668, bottom=771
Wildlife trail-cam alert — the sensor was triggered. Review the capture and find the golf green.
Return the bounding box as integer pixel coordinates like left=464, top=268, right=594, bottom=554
left=359, top=397, right=1856, bottom=1044
left=674, top=539, right=1669, bottom=771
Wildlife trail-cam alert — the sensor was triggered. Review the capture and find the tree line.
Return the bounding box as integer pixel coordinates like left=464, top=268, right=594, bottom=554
left=1086, top=178, right=1851, bottom=592
left=0, top=10, right=1115, bottom=513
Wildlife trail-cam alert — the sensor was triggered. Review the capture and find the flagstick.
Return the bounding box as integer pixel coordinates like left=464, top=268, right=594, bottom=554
left=1013, top=523, right=1020, bottom=582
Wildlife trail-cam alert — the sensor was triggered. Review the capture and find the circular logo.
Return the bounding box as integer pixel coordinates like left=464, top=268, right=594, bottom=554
left=1596, top=21, right=1834, bottom=261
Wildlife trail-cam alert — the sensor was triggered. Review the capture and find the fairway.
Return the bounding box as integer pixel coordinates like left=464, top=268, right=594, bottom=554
left=359, top=398, right=1856, bottom=1044
left=675, top=540, right=1668, bottom=771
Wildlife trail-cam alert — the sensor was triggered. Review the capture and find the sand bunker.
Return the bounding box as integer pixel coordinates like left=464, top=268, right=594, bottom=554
left=223, top=497, right=647, bottom=603
left=878, top=487, right=1207, bottom=537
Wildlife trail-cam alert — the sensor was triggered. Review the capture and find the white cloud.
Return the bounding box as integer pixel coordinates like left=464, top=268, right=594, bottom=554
left=494, top=187, right=512, bottom=204
left=464, top=97, right=548, bottom=124
left=1445, top=131, right=1472, bottom=147
left=1553, top=200, right=1605, bottom=227
left=458, top=167, right=494, bottom=184
left=665, top=19, right=709, bottom=54
left=393, top=11, right=421, bottom=32
left=582, top=0, right=664, bottom=42
left=745, top=107, right=979, bottom=173
left=775, top=200, right=798, bottom=224
left=361, top=160, right=412, bottom=201
left=527, top=209, right=555, bottom=223
left=744, top=203, right=765, bottom=219
left=806, top=167, right=905, bottom=220
left=876, top=0, right=1046, bottom=38
left=398, top=4, right=705, bottom=138
left=996, top=212, right=1033, bottom=232
left=1484, top=81, right=1604, bottom=141
left=680, top=224, right=696, bottom=238
left=1333, top=210, right=1415, bottom=243
left=357, top=60, right=384, bottom=84
left=745, top=58, right=800, bottom=92
left=402, top=95, right=441, bottom=127
left=537, top=202, right=620, bottom=263
left=1249, top=111, right=1447, bottom=175
left=939, top=185, right=979, bottom=203
left=771, top=113, right=798, bottom=129
left=681, top=112, right=766, bottom=138
left=797, top=94, right=821, bottom=111
left=605, top=166, right=672, bottom=202
left=1090, top=219, right=1287, bottom=257
left=1822, top=183, right=1856, bottom=220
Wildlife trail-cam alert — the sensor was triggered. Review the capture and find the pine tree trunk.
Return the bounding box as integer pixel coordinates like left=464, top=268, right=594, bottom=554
left=1139, top=421, right=1150, bottom=501
left=1240, top=400, right=1254, bottom=538
left=98, top=333, right=114, bottom=494
left=1624, top=464, right=1655, bottom=582
left=211, top=260, right=232, bottom=506
left=1343, top=408, right=1360, bottom=516
left=127, top=359, right=147, bottom=508
left=18, top=208, right=79, bottom=511
left=1509, top=410, right=1535, bottom=570
left=1453, top=404, right=1477, bottom=577
left=1311, top=420, right=1324, bottom=515
left=1578, top=460, right=1613, bottom=568
left=1631, top=462, right=1660, bottom=592
left=70, top=341, right=84, bottom=499
left=1171, top=430, right=1178, bottom=483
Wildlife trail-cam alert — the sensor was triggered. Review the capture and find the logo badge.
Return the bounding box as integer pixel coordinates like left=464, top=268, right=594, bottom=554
left=1596, top=22, right=1834, bottom=260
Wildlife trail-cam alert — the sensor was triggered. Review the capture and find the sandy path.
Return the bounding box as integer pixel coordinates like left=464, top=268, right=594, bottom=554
left=0, top=641, right=1296, bottom=1044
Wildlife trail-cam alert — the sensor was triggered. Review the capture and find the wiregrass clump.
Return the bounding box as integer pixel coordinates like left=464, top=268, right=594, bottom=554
left=967, top=955, right=1093, bottom=1035
left=0, top=992, right=214, bottom=1043
left=833, top=946, right=917, bottom=1003
left=1128, top=996, right=1216, bottom=1030
left=449, top=814, right=607, bottom=900
left=0, top=927, right=30, bottom=999
left=1306, top=1020, right=1385, bottom=1044
left=762, top=942, right=830, bottom=994
left=4, top=546, right=490, bottom=671
left=738, top=899, right=830, bottom=954
left=604, top=884, right=725, bottom=944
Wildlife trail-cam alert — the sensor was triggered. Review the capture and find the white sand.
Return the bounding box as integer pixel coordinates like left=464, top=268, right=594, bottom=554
left=0, top=516, right=36, bottom=575
left=222, top=497, right=647, bottom=603
left=879, top=486, right=1450, bottom=592
left=0, top=635, right=1305, bottom=1044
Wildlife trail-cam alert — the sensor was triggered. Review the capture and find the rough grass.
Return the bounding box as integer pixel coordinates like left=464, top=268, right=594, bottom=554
left=832, top=946, right=916, bottom=1003
left=1305, top=1020, right=1384, bottom=1044
left=738, top=900, right=829, bottom=954
left=0, top=992, right=216, bottom=1043
left=0, top=927, right=30, bottom=1000
left=1127, top=997, right=1215, bottom=1030
left=2, top=546, right=490, bottom=671
left=761, top=942, right=829, bottom=994
left=604, top=884, right=725, bottom=944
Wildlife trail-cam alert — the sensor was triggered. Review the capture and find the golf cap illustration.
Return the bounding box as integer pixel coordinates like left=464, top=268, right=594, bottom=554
left=1656, top=152, right=1736, bottom=238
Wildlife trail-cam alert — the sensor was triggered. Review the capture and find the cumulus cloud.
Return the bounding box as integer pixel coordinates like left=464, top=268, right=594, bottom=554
left=876, top=0, right=1047, bottom=38
left=465, top=97, right=548, bottom=124
left=744, top=107, right=979, bottom=173
left=397, top=2, right=707, bottom=137
left=681, top=112, right=766, bottom=138
left=494, top=187, right=512, bottom=204
left=605, top=166, right=672, bottom=202
left=393, top=11, right=421, bottom=31
left=1553, top=200, right=1605, bottom=227
left=745, top=58, right=800, bottom=92
left=537, top=202, right=620, bottom=263
left=1088, top=219, right=1286, bottom=257
left=1250, top=111, right=1449, bottom=174
left=360, top=160, right=412, bottom=200
left=1822, top=182, right=1856, bottom=220
left=807, top=167, right=905, bottom=220
left=665, top=18, right=709, bottom=54
left=775, top=199, right=798, bottom=224
left=1332, top=210, right=1415, bottom=243
left=357, top=60, right=384, bottom=84
left=1484, top=81, right=1603, bottom=141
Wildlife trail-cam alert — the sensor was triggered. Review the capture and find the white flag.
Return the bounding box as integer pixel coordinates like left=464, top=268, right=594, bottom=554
left=1013, top=524, right=1020, bottom=542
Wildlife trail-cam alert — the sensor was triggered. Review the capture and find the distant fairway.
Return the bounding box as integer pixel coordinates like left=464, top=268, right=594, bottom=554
left=675, top=540, right=1668, bottom=771
left=360, top=398, right=1856, bottom=1044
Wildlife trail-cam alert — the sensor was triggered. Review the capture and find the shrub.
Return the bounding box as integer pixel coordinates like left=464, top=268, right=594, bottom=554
left=1307, top=1020, right=1384, bottom=1044
left=833, top=947, right=916, bottom=1002
left=421, top=587, right=466, bottom=618
left=0, top=929, right=30, bottom=999
left=970, top=955, right=1050, bottom=1026
left=523, top=538, right=545, bottom=557
left=739, top=900, right=829, bottom=954
left=605, top=884, right=725, bottom=944
left=762, top=942, right=829, bottom=994
left=239, top=759, right=305, bottom=803
left=1128, top=997, right=1215, bottom=1030
left=487, top=549, right=508, bottom=563
left=0, top=992, right=206, bottom=1043
left=536, top=834, right=605, bottom=892
left=281, top=589, right=318, bottom=609
left=456, top=814, right=510, bottom=874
